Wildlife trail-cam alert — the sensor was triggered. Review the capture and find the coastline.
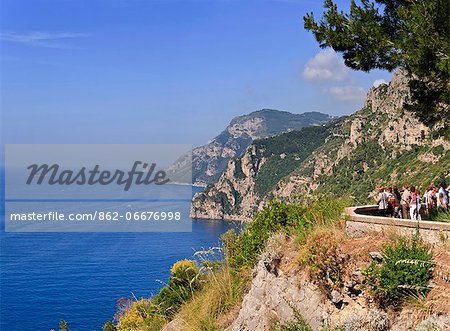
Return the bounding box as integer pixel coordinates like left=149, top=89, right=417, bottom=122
left=190, top=212, right=251, bottom=223
left=168, top=181, right=207, bottom=188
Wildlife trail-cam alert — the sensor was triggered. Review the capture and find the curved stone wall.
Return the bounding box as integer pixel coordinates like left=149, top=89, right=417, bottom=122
left=344, top=205, right=450, bottom=244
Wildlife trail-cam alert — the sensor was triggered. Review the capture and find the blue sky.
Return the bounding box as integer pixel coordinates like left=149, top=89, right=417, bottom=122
left=1, top=0, right=392, bottom=147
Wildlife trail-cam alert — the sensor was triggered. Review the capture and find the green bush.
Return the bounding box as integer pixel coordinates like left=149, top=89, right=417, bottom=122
left=115, top=298, right=166, bottom=331
left=227, top=197, right=349, bottom=271
left=221, top=228, right=238, bottom=261
left=363, top=231, right=434, bottom=307
left=229, top=200, right=304, bottom=269
left=115, top=260, right=203, bottom=328
left=434, top=209, right=450, bottom=223
left=152, top=260, right=203, bottom=318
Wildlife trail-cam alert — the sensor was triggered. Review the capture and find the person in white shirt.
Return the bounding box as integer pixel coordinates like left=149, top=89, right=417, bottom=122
left=438, top=182, right=449, bottom=210
left=376, top=186, right=388, bottom=216
left=410, top=188, right=422, bottom=221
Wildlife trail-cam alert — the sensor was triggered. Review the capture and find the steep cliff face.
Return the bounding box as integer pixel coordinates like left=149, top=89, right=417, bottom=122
left=190, top=125, right=333, bottom=220
left=190, top=145, right=264, bottom=221
left=191, top=70, right=450, bottom=220
left=167, top=110, right=333, bottom=186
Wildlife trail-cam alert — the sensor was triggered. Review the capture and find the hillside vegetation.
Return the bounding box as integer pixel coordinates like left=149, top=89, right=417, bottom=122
left=109, top=197, right=349, bottom=330
left=191, top=70, right=449, bottom=221
left=110, top=197, right=450, bottom=330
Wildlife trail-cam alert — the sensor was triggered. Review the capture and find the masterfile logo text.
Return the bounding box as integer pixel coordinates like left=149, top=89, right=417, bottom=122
left=4, top=144, right=192, bottom=233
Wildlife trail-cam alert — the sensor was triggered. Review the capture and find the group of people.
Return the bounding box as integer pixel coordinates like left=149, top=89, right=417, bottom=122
left=376, top=182, right=449, bottom=220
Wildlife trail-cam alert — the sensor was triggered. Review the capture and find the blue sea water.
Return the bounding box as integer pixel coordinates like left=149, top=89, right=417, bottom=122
left=0, top=174, right=240, bottom=330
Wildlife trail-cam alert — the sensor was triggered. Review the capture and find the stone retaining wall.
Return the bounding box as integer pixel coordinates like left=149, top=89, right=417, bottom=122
left=344, top=205, right=450, bottom=244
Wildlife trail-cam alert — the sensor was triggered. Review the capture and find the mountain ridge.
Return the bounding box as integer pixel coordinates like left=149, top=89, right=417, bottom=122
left=167, top=109, right=334, bottom=186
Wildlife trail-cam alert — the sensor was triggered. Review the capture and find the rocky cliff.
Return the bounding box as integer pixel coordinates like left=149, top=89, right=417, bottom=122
left=191, top=70, right=450, bottom=220
left=190, top=124, right=336, bottom=221
left=229, top=233, right=450, bottom=331
left=167, top=110, right=333, bottom=186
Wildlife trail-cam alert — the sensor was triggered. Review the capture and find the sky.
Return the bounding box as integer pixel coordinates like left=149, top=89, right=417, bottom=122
left=1, top=0, right=392, bottom=147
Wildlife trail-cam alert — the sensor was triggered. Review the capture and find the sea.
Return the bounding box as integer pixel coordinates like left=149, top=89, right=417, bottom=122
left=0, top=173, right=240, bottom=330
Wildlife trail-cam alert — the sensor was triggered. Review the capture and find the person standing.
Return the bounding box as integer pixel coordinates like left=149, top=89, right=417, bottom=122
left=376, top=186, right=388, bottom=217
left=409, top=187, right=422, bottom=220
left=431, top=186, right=438, bottom=207
left=400, top=184, right=411, bottom=219
left=393, top=186, right=401, bottom=203
left=414, top=189, right=422, bottom=220
left=386, top=187, right=398, bottom=218
left=424, top=185, right=433, bottom=217
left=438, top=182, right=449, bottom=210
left=428, top=186, right=438, bottom=219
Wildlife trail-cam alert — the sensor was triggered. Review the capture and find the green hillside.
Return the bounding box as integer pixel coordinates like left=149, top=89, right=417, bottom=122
left=251, top=125, right=333, bottom=196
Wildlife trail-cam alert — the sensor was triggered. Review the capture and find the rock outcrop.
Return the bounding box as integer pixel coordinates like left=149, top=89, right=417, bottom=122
left=190, top=145, right=264, bottom=221
left=230, top=234, right=450, bottom=331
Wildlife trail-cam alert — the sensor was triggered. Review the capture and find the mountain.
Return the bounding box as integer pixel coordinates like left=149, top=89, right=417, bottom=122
left=167, top=110, right=334, bottom=186
left=190, top=70, right=450, bottom=221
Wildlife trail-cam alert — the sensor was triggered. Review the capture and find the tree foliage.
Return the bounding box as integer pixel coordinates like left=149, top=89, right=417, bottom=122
left=304, top=0, right=450, bottom=126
